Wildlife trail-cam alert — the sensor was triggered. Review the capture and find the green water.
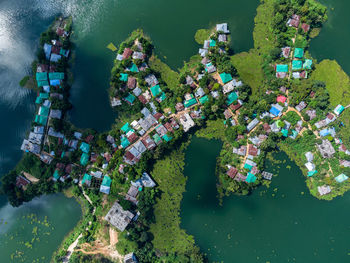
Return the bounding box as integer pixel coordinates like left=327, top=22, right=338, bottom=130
left=181, top=137, right=350, bottom=262
left=0, top=194, right=81, bottom=263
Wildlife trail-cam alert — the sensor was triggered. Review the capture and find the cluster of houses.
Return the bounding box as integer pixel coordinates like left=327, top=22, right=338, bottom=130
left=275, top=14, right=313, bottom=79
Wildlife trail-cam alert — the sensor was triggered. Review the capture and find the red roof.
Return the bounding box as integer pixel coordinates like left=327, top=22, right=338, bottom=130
left=227, top=167, right=238, bottom=178
left=301, top=23, right=310, bottom=33
left=122, top=48, right=133, bottom=59
left=327, top=113, right=335, bottom=120
left=164, top=122, right=173, bottom=132
left=277, top=95, right=287, bottom=103
left=127, top=132, right=138, bottom=143
left=56, top=28, right=65, bottom=36
left=90, top=153, right=98, bottom=162
left=153, top=112, right=163, bottom=121
left=56, top=163, right=65, bottom=170
left=127, top=77, right=136, bottom=89
left=16, top=176, right=30, bottom=188
left=138, top=95, right=148, bottom=104
left=51, top=46, right=60, bottom=55
left=124, top=151, right=136, bottom=162
left=248, top=144, right=259, bottom=156
left=85, top=135, right=94, bottom=143
left=263, top=123, right=271, bottom=132
left=104, top=152, right=112, bottom=162
left=65, top=164, right=72, bottom=174
left=230, top=102, right=242, bottom=111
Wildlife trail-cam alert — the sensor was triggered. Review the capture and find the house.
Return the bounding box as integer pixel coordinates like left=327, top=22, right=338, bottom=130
left=292, top=60, right=302, bottom=71
left=199, top=48, right=208, bottom=57
left=247, top=118, right=259, bottom=132
left=155, top=124, right=168, bottom=137
left=145, top=74, right=159, bottom=87
left=294, top=48, right=304, bottom=59
left=224, top=109, right=233, bottom=119
left=339, top=144, right=350, bottom=155
left=220, top=72, right=233, bottom=84
left=277, top=95, right=287, bottom=104
left=244, top=159, right=257, bottom=171
left=218, top=34, right=227, bottom=42
left=234, top=173, right=247, bottom=182
left=49, top=109, right=62, bottom=119
left=186, top=75, right=195, bottom=86
left=132, top=51, right=145, bottom=60
left=334, top=105, right=345, bottom=116
left=296, top=101, right=307, bottom=112
left=317, top=140, right=336, bottom=158
left=262, top=171, right=273, bottom=180
left=263, top=123, right=271, bottom=133
left=105, top=202, right=134, bottom=232
left=100, top=175, right=112, bottom=194
left=305, top=162, right=315, bottom=172
left=317, top=185, right=331, bottom=196
left=216, top=23, right=229, bottom=33
left=248, top=144, right=260, bottom=157
left=179, top=113, right=195, bottom=132
left=305, top=152, right=314, bottom=162
left=122, top=48, right=133, bottom=59
left=306, top=109, right=316, bottom=120
left=134, top=141, right=147, bottom=155
left=232, top=145, right=247, bottom=156
left=28, top=132, right=43, bottom=145
left=205, top=62, right=216, bottom=73
left=340, top=160, right=350, bottom=168
left=335, top=174, right=348, bottom=183
left=125, top=185, right=139, bottom=204
left=127, top=77, right=136, bottom=89
left=195, top=87, right=205, bottom=98
left=40, top=152, right=53, bottom=164
left=287, top=14, right=300, bottom=28
left=281, top=47, right=291, bottom=58
left=301, top=23, right=310, bottom=33
left=227, top=167, right=238, bottom=179
left=124, top=252, right=138, bottom=263
left=230, top=100, right=243, bottom=112
left=246, top=173, right=257, bottom=183
left=21, top=139, right=40, bottom=154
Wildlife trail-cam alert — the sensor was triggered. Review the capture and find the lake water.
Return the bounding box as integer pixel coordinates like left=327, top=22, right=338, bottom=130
left=181, top=137, right=350, bottom=262
left=0, top=0, right=350, bottom=261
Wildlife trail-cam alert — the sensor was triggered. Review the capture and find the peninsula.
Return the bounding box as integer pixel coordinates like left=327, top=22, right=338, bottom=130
left=1, top=0, right=350, bottom=262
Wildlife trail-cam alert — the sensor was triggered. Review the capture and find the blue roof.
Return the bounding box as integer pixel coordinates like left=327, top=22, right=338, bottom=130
left=320, top=129, right=330, bottom=137
left=269, top=106, right=281, bottom=116
left=50, top=79, right=60, bottom=86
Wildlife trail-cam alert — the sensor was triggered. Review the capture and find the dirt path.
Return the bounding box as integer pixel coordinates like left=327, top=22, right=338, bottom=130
left=62, top=233, right=83, bottom=263
left=109, top=227, right=119, bottom=246
left=76, top=239, right=123, bottom=262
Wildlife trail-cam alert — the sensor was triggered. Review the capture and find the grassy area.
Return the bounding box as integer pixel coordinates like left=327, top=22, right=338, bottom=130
left=252, top=0, right=277, bottom=55
left=149, top=55, right=179, bottom=92
left=310, top=59, right=350, bottom=107
left=19, top=76, right=30, bottom=87
left=338, top=109, right=350, bottom=148
left=231, top=51, right=264, bottom=97
left=194, top=29, right=211, bottom=44
left=195, top=119, right=226, bottom=141
left=150, top=146, right=196, bottom=255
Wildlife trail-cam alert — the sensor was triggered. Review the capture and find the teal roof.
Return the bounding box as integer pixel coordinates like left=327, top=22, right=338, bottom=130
left=244, top=163, right=253, bottom=171
left=101, top=175, right=112, bottom=187
left=162, top=134, right=172, bottom=142
left=184, top=98, right=197, bottom=108
left=38, top=106, right=50, bottom=117
left=49, top=72, right=64, bottom=80
left=281, top=128, right=288, bottom=137
left=82, top=173, right=92, bottom=185
left=125, top=93, right=136, bottom=104
left=209, top=39, right=216, bottom=47
left=53, top=170, right=60, bottom=180
left=159, top=92, right=167, bottom=101
left=60, top=48, right=67, bottom=56
left=294, top=48, right=304, bottom=58
left=292, top=60, right=302, bottom=70
left=36, top=72, right=48, bottom=81
left=246, top=172, right=257, bottom=183
left=121, top=137, right=130, bottom=148
left=35, top=115, right=48, bottom=125
left=153, top=134, right=162, bottom=143
left=276, top=64, right=288, bottom=73
left=129, top=63, right=139, bottom=73
left=199, top=95, right=209, bottom=104
left=303, top=59, right=313, bottom=70
left=80, top=142, right=90, bottom=153
left=37, top=80, right=49, bottom=87
left=307, top=170, right=318, bottom=177
left=226, top=92, right=238, bottom=105
left=150, top=85, right=162, bottom=97
left=121, top=123, right=131, bottom=133
left=220, top=72, right=233, bottom=84
left=35, top=93, right=49, bottom=104
left=290, top=130, right=298, bottom=138
left=120, top=73, right=128, bottom=82
left=335, top=173, right=348, bottom=183
left=334, top=105, right=345, bottom=115
left=80, top=153, right=89, bottom=166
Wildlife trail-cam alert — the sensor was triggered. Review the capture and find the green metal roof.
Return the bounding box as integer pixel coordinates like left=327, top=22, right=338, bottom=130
left=125, top=93, right=136, bottom=104
left=80, top=142, right=90, bottom=153
left=38, top=106, right=50, bottom=117
left=121, top=123, right=131, bottom=133
left=153, top=134, right=162, bottom=143
left=80, top=153, right=89, bottom=166
left=281, top=128, right=288, bottom=137
left=246, top=172, right=257, bottom=183
left=121, top=137, right=130, bottom=148
left=150, top=85, right=162, bottom=97
left=184, top=98, right=197, bottom=108
left=35, top=115, right=48, bottom=125
left=199, top=95, right=209, bottom=104
left=53, top=170, right=60, bottom=180
left=294, top=48, right=304, bottom=58
left=129, top=63, right=139, bottom=73
left=292, top=60, right=302, bottom=70
left=82, top=173, right=92, bottom=185
left=226, top=92, right=238, bottom=105
left=209, top=39, right=216, bottom=47
left=307, top=170, right=318, bottom=177
left=36, top=72, right=48, bottom=81
left=120, top=73, right=128, bottom=82
left=276, top=64, right=288, bottom=73
left=37, top=80, right=49, bottom=87
left=60, top=48, right=67, bottom=56
left=35, top=93, right=49, bottom=104
left=162, top=134, right=172, bottom=142
left=220, top=72, right=233, bottom=84
left=334, top=105, right=345, bottom=115
left=303, top=59, right=313, bottom=70
left=159, top=92, right=167, bottom=101
left=101, top=175, right=112, bottom=187
left=244, top=163, right=253, bottom=171
left=49, top=72, right=65, bottom=80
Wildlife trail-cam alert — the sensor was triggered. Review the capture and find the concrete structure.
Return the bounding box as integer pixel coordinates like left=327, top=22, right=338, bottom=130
left=105, top=202, right=134, bottom=232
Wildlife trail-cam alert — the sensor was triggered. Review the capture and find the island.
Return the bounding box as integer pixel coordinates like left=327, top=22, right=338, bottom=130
left=1, top=0, right=350, bottom=262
